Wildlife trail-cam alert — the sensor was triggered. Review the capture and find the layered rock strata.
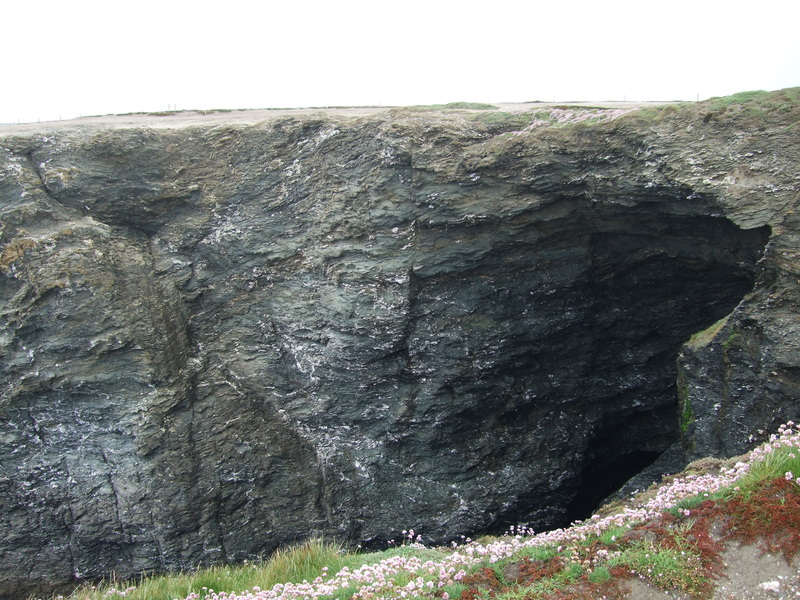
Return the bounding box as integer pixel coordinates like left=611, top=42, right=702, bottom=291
left=0, top=91, right=798, bottom=597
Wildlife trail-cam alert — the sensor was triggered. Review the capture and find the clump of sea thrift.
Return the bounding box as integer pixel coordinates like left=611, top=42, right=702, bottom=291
left=174, top=421, right=800, bottom=600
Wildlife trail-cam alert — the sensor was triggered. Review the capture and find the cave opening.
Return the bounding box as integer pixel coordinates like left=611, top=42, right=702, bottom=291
left=565, top=449, right=663, bottom=523
left=556, top=213, right=772, bottom=525
left=410, top=203, right=772, bottom=538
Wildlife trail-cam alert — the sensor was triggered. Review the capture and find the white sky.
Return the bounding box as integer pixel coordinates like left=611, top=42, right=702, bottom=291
left=2, top=0, right=799, bottom=124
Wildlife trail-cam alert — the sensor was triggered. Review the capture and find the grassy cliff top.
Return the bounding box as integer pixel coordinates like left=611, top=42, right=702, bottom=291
left=4, top=88, right=796, bottom=138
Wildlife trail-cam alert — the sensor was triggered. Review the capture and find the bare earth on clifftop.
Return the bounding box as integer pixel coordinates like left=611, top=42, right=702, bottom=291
left=628, top=544, right=800, bottom=599
left=0, top=101, right=673, bottom=133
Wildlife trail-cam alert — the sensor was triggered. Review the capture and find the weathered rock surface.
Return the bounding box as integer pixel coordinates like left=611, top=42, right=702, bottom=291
left=1, top=91, right=798, bottom=597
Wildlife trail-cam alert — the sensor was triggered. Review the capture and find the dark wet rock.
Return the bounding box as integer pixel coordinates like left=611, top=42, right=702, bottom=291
left=0, top=91, right=798, bottom=597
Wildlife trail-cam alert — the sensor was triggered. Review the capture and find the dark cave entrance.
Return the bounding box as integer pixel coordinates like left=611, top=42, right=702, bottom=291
left=565, top=449, right=663, bottom=523
left=467, top=208, right=774, bottom=535
left=563, top=422, right=669, bottom=525
left=414, top=204, right=773, bottom=538
left=557, top=214, right=772, bottom=525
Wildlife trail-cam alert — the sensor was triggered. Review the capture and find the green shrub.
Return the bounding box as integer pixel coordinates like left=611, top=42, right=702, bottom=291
left=587, top=565, right=612, bottom=583
left=442, top=102, right=499, bottom=110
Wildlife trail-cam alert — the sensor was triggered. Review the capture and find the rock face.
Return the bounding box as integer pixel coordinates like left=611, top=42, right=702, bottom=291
left=1, top=91, right=798, bottom=597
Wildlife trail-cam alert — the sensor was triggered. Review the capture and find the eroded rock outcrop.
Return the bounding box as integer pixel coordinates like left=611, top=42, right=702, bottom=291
left=1, top=90, right=798, bottom=597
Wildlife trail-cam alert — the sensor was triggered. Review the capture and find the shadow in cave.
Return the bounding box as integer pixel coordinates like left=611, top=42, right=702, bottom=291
left=564, top=444, right=663, bottom=525
left=492, top=213, right=771, bottom=533
left=558, top=218, right=773, bottom=525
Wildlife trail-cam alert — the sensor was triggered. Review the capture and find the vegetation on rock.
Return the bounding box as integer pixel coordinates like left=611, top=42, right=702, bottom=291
left=52, top=422, right=800, bottom=600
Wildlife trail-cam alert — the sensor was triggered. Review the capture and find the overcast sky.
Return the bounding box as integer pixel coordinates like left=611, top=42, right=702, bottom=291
left=2, top=0, right=799, bottom=124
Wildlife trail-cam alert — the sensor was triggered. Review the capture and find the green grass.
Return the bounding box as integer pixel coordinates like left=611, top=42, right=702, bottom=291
left=598, top=525, right=630, bottom=545
left=687, top=316, right=728, bottom=349
left=495, top=561, right=584, bottom=600
left=722, top=330, right=741, bottom=353
left=705, top=89, right=797, bottom=111
left=64, top=542, right=453, bottom=600
left=549, top=105, right=618, bottom=111
left=514, top=544, right=560, bottom=561
left=617, top=87, right=800, bottom=126
left=617, top=102, right=687, bottom=123
left=586, top=565, right=611, bottom=583
left=47, top=424, right=800, bottom=600
left=737, top=445, right=800, bottom=495
left=665, top=487, right=730, bottom=516
left=66, top=539, right=347, bottom=600
left=607, top=540, right=707, bottom=595
left=441, top=102, right=499, bottom=110
left=412, top=102, right=499, bottom=111
left=469, top=111, right=536, bottom=128
left=678, top=375, right=694, bottom=434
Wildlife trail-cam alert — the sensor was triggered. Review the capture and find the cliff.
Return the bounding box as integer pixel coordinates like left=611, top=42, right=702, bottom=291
left=1, top=90, right=798, bottom=598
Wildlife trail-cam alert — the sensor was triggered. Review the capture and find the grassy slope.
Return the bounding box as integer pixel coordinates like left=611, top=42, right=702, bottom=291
left=51, top=422, right=800, bottom=600
left=619, top=87, right=800, bottom=129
